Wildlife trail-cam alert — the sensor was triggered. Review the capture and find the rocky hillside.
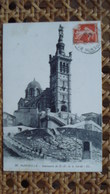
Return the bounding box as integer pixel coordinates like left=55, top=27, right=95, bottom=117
left=14, top=128, right=82, bottom=161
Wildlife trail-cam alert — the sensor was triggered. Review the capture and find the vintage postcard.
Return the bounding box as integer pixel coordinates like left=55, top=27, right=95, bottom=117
left=3, top=21, right=102, bottom=172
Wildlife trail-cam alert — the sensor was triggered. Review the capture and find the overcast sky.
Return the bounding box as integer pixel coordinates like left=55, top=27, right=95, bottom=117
left=3, top=21, right=102, bottom=116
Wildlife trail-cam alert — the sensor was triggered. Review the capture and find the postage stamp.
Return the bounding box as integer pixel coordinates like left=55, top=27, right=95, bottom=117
left=73, top=23, right=101, bottom=54
left=73, top=24, right=98, bottom=44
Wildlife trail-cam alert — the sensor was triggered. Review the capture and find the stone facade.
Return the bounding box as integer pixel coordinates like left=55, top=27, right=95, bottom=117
left=14, top=25, right=74, bottom=128
left=49, top=25, right=72, bottom=113
left=14, top=108, right=39, bottom=127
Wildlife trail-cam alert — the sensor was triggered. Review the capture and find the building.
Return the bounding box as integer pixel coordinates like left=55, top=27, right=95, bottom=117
left=82, top=112, right=102, bottom=126
left=14, top=25, right=75, bottom=128
left=49, top=25, right=72, bottom=113
left=3, top=112, right=16, bottom=127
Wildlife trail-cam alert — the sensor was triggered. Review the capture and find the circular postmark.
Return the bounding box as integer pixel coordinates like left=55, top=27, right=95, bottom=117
left=73, top=23, right=101, bottom=54
left=74, top=41, right=101, bottom=54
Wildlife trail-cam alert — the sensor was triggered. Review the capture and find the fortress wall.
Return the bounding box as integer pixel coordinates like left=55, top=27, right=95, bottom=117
left=57, top=127, right=102, bottom=150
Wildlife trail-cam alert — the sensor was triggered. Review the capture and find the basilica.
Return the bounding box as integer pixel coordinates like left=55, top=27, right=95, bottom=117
left=14, top=25, right=76, bottom=128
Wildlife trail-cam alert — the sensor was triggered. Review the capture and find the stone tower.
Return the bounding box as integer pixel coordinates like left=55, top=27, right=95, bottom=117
left=49, top=25, right=72, bottom=113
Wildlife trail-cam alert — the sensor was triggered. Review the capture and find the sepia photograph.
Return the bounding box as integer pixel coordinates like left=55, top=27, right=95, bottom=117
left=3, top=21, right=102, bottom=172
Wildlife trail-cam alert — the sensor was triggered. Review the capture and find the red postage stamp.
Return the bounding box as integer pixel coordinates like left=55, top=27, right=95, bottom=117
left=73, top=24, right=98, bottom=44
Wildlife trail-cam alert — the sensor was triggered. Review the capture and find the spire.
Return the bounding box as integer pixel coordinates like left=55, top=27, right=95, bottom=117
left=56, top=25, right=65, bottom=56
left=58, top=25, right=64, bottom=43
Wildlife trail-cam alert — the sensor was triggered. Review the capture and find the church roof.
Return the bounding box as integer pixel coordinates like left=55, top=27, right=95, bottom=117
left=26, top=78, right=42, bottom=90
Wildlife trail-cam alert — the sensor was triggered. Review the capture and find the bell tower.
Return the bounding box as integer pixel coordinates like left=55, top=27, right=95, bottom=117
left=49, top=25, right=72, bottom=113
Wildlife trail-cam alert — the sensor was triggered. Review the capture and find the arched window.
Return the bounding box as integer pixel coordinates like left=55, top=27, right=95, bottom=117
left=62, top=81, right=65, bottom=90
left=63, top=63, right=65, bottom=73
left=29, top=88, right=34, bottom=96
left=66, top=64, right=69, bottom=73
left=83, top=141, right=90, bottom=151
left=60, top=62, right=62, bottom=72
left=61, top=105, right=67, bottom=112
left=83, top=141, right=91, bottom=159
left=36, top=88, right=40, bottom=96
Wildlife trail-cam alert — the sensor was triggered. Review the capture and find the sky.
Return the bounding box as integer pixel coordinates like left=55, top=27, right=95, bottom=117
left=3, top=21, right=102, bottom=116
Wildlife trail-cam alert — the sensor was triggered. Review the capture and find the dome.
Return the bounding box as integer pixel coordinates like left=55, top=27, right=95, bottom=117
left=26, top=78, right=42, bottom=90
left=25, top=78, right=42, bottom=99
